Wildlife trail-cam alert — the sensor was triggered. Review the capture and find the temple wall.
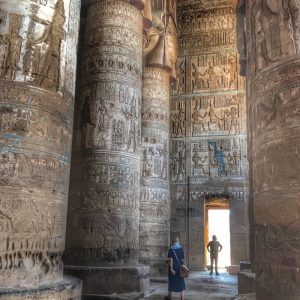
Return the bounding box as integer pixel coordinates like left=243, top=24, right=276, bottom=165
left=171, top=1, right=249, bottom=269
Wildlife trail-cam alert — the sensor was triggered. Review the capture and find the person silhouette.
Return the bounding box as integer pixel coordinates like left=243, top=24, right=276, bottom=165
left=207, top=235, right=223, bottom=275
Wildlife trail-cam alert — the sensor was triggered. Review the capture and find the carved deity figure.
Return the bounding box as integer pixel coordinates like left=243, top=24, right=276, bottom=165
left=176, top=107, right=185, bottom=137
left=158, top=143, right=168, bottom=179
left=225, top=151, right=240, bottom=175
left=176, top=60, right=185, bottom=94
left=0, top=151, right=19, bottom=184
left=172, top=150, right=185, bottom=181
left=192, top=152, right=208, bottom=176
left=192, top=101, right=207, bottom=134
left=143, top=0, right=178, bottom=78
left=192, top=61, right=222, bottom=90
left=225, top=106, right=239, bottom=134
left=0, top=13, right=23, bottom=80
left=251, top=0, right=297, bottom=74
left=123, top=96, right=138, bottom=152
left=207, top=101, right=223, bottom=131
left=80, top=93, right=94, bottom=134
left=33, top=0, right=66, bottom=90
left=96, top=98, right=112, bottom=134
left=142, top=148, right=153, bottom=177
left=224, top=55, right=237, bottom=90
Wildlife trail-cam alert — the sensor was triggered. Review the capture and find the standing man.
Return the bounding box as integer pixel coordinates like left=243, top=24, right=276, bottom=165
left=207, top=235, right=223, bottom=275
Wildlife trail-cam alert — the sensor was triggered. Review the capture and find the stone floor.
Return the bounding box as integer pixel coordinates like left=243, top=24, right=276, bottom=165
left=145, top=270, right=239, bottom=300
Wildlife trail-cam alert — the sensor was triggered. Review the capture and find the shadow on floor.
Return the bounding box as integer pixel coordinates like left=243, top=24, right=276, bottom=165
left=146, top=270, right=238, bottom=300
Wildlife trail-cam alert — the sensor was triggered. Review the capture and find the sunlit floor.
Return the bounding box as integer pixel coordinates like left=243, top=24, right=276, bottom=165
left=145, top=270, right=238, bottom=300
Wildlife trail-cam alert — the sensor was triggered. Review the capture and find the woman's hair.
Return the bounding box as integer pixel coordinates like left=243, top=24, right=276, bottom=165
left=172, top=237, right=180, bottom=244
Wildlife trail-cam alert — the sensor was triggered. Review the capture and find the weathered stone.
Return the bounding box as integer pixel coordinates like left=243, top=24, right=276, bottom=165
left=140, top=67, right=170, bottom=276
left=65, top=265, right=150, bottom=297
left=170, top=1, right=249, bottom=270
left=0, top=0, right=81, bottom=295
left=246, top=1, right=300, bottom=299
left=140, top=1, right=177, bottom=277
left=238, top=272, right=255, bottom=295
left=228, top=265, right=240, bottom=275
left=64, top=0, right=147, bottom=296
left=0, top=276, right=82, bottom=300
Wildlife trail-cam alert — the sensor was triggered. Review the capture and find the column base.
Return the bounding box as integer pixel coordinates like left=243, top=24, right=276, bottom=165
left=0, top=276, right=82, bottom=300
left=64, top=265, right=150, bottom=298
left=238, top=272, right=255, bottom=295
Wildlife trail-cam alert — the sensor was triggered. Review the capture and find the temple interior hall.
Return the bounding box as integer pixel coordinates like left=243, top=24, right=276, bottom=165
left=0, top=0, right=299, bottom=299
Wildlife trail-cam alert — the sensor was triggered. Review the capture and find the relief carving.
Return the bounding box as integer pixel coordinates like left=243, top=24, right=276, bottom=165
left=250, top=0, right=300, bottom=75
left=0, top=13, right=23, bottom=80
left=192, top=53, right=239, bottom=92
left=23, top=0, right=66, bottom=90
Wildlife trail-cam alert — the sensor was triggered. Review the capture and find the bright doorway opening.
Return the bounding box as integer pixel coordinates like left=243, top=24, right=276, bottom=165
left=205, top=199, right=231, bottom=268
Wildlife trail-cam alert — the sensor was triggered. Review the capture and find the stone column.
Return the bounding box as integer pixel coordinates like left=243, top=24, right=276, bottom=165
left=247, top=1, right=300, bottom=299
left=0, top=0, right=81, bottom=298
left=139, top=0, right=177, bottom=276
left=140, top=67, right=170, bottom=276
left=64, top=0, right=149, bottom=297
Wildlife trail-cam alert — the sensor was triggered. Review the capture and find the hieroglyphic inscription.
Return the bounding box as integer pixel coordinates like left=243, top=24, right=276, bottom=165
left=0, top=0, right=80, bottom=287
left=66, top=1, right=143, bottom=266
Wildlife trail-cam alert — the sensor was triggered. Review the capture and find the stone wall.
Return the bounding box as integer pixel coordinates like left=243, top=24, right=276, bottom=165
left=171, top=0, right=249, bottom=269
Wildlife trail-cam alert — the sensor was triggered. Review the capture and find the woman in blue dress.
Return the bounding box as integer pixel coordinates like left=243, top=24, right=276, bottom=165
left=165, top=237, right=185, bottom=300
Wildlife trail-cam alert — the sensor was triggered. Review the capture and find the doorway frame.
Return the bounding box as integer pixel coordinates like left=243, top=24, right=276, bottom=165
left=205, top=198, right=230, bottom=268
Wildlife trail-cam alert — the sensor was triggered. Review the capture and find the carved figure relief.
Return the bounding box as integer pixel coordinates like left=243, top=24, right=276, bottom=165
left=0, top=13, right=23, bottom=80
left=191, top=96, right=242, bottom=136
left=142, top=143, right=168, bottom=179
left=22, top=0, right=66, bottom=90
left=191, top=139, right=244, bottom=178
left=171, top=101, right=186, bottom=137
left=250, top=0, right=299, bottom=75
left=171, top=141, right=186, bottom=182
left=192, top=53, right=239, bottom=92
left=123, top=96, right=138, bottom=152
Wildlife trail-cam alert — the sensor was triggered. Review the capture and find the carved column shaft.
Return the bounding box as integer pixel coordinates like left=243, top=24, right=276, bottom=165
left=66, top=0, right=142, bottom=266
left=247, top=1, right=300, bottom=299
left=0, top=0, right=80, bottom=289
left=140, top=67, right=170, bottom=275
left=140, top=0, right=177, bottom=276
left=65, top=0, right=150, bottom=296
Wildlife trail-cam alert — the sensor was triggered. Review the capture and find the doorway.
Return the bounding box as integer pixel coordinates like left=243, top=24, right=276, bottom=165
left=205, top=198, right=231, bottom=268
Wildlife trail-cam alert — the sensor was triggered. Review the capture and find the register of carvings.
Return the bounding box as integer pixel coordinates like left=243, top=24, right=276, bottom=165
left=170, top=0, right=249, bottom=268
left=246, top=1, right=300, bottom=299
left=0, top=0, right=80, bottom=288
left=140, top=0, right=177, bottom=275
left=65, top=0, right=143, bottom=266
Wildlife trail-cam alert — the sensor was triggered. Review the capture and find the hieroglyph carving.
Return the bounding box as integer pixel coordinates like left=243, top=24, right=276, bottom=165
left=249, top=0, right=300, bottom=76
left=0, top=0, right=80, bottom=287
left=192, top=94, right=244, bottom=136
left=67, top=0, right=143, bottom=265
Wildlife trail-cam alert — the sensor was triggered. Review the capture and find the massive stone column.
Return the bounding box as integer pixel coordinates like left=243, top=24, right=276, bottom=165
left=246, top=1, right=300, bottom=299
left=140, top=67, right=170, bottom=276
left=64, top=0, right=149, bottom=297
left=139, top=0, right=177, bottom=277
left=0, top=0, right=81, bottom=298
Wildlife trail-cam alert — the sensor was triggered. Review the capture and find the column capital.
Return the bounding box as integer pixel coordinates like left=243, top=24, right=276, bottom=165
left=143, top=0, right=178, bottom=79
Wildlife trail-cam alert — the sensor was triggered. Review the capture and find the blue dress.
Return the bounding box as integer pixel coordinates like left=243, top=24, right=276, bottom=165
left=167, top=245, right=186, bottom=292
